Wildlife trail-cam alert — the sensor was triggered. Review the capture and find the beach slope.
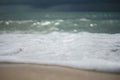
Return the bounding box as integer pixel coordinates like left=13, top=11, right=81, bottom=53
left=0, top=63, right=120, bottom=80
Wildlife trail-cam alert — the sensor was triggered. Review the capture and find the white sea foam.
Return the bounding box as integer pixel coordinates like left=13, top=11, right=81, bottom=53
left=54, top=22, right=60, bottom=25
left=90, top=23, right=97, bottom=27
left=79, top=18, right=90, bottom=21
left=5, top=22, right=10, bottom=25
left=0, top=32, right=120, bottom=72
left=41, top=21, right=51, bottom=26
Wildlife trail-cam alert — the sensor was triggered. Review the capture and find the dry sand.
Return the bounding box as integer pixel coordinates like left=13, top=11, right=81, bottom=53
left=0, top=63, right=120, bottom=80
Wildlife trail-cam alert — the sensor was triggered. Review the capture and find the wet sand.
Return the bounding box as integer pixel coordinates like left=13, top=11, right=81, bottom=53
left=0, top=63, right=120, bottom=80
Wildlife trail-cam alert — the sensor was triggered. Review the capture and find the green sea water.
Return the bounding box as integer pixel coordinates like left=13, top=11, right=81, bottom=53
left=0, top=12, right=120, bottom=33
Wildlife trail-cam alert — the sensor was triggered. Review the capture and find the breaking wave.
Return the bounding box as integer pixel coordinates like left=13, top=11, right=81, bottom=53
left=0, top=32, right=120, bottom=72
left=0, top=18, right=120, bottom=33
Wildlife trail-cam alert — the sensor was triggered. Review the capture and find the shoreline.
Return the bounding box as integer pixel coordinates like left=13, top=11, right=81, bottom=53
left=0, top=62, right=120, bottom=80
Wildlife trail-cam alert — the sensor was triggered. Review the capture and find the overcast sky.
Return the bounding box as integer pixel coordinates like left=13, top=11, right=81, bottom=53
left=0, top=0, right=120, bottom=12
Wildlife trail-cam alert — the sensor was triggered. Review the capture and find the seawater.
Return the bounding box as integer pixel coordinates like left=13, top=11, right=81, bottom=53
left=0, top=12, right=120, bottom=73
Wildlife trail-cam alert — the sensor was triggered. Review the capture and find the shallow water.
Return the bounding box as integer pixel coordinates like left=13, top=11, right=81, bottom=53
left=0, top=12, right=120, bottom=72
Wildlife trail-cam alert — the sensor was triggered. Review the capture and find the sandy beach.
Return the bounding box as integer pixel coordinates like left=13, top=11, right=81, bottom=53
left=0, top=63, right=120, bottom=80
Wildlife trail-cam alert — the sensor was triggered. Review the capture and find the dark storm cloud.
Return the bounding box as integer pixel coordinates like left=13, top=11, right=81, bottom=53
left=0, top=0, right=120, bottom=12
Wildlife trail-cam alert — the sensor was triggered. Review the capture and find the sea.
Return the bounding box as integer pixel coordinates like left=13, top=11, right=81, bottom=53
left=0, top=12, right=120, bottom=73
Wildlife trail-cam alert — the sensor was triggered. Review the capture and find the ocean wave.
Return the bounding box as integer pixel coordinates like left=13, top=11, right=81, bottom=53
left=0, top=19, right=120, bottom=33
left=0, top=32, right=120, bottom=72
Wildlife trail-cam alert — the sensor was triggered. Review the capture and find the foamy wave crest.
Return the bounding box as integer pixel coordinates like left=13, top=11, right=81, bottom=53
left=0, top=32, right=120, bottom=72
left=0, top=19, right=120, bottom=33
